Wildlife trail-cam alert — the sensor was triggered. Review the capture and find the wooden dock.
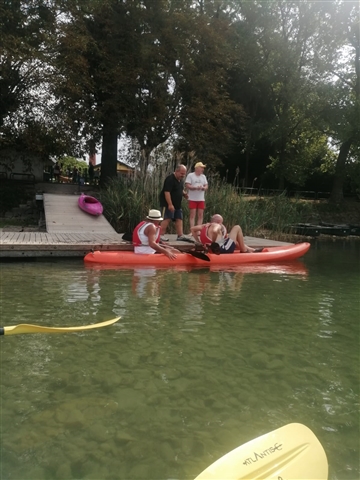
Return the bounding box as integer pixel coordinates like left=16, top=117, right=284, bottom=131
left=0, top=231, right=128, bottom=257
left=0, top=193, right=292, bottom=258
left=0, top=231, right=292, bottom=258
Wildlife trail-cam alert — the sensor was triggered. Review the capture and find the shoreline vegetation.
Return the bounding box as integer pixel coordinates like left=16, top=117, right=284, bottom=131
left=99, top=173, right=360, bottom=240
left=1, top=173, right=359, bottom=241
left=100, top=175, right=312, bottom=235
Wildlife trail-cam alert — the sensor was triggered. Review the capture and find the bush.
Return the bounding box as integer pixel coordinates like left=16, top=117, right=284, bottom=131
left=100, top=170, right=313, bottom=235
left=100, top=175, right=163, bottom=232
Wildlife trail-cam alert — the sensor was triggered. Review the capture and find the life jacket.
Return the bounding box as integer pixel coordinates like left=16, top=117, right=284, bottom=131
left=200, top=224, right=212, bottom=245
left=133, top=221, right=161, bottom=246
left=200, top=223, right=227, bottom=245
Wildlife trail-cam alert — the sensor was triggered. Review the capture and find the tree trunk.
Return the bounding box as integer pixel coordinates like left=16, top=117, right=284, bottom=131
left=100, top=123, right=118, bottom=185
left=140, top=146, right=152, bottom=173
left=329, top=138, right=353, bottom=204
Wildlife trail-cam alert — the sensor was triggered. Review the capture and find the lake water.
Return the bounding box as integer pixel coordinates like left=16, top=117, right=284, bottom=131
left=0, top=241, right=359, bottom=480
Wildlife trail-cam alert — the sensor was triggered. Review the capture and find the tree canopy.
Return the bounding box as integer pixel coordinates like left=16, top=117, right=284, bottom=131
left=1, top=0, right=359, bottom=199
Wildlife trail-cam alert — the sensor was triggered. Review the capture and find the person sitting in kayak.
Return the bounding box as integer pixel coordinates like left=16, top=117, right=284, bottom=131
left=133, top=209, right=179, bottom=259
left=191, top=214, right=262, bottom=254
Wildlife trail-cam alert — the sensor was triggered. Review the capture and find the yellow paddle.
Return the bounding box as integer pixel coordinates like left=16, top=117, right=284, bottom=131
left=0, top=317, right=120, bottom=336
left=194, top=423, right=328, bottom=480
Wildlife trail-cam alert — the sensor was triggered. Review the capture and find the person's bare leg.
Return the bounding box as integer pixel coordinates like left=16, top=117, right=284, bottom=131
left=161, top=219, right=171, bottom=235
left=228, top=225, right=255, bottom=253
left=197, top=209, right=204, bottom=225
left=189, top=209, right=196, bottom=230
left=175, top=218, right=183, bottom=237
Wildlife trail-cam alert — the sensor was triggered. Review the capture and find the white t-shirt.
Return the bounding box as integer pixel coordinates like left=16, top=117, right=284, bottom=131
left=185, top=172, right=208, bottom=201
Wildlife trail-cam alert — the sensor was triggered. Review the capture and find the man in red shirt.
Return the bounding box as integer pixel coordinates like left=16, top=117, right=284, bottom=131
left=191, top=214, right=262, bottom=253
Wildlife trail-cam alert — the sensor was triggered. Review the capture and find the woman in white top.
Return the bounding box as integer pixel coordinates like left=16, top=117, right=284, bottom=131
left=185, top=162, right=208, bottom=231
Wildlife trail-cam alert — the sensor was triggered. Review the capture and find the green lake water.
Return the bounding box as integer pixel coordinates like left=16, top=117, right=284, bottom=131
left=0, top=241, right=359, bottom=480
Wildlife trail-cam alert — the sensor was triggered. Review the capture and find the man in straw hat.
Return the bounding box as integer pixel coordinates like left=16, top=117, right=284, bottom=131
left=133, top=209, right=179, bottom=259
left=185, top=161, right=208, bottom=231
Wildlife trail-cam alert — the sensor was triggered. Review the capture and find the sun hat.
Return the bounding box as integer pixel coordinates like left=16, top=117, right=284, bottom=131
left=195, top=162, right=206, bottom=168
left=146, top=209, right=163, bottom=221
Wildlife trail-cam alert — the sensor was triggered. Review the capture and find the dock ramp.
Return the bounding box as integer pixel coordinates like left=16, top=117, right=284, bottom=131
left=44, top=193, right=116, bottom=234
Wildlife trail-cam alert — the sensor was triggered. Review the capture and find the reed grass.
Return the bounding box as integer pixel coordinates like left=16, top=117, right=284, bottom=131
left=100, top=170, right=312, bottom=235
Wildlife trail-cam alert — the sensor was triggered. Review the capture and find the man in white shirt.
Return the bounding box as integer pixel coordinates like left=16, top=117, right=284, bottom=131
left=185, top=162, right=208, bottom=231
left=133, top=209, right=178, bottom=259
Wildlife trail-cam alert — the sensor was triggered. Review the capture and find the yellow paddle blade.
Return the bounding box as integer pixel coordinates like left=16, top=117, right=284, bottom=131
left=1, top=317, right=120, bottom=336
left=194, top=423, right=328, bottom=480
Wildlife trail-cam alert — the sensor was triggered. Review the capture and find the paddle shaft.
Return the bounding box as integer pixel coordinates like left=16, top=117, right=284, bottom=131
left=1, top=317, right=120, bottom=336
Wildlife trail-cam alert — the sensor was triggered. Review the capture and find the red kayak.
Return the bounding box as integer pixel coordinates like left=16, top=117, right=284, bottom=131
left=84, top=242, right=310, bottom=266
left=85, top=261, right=308, bottom=275
left=78, top=194, right=103, bottom=216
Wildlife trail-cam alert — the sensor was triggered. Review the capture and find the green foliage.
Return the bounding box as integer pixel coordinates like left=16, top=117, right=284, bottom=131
left=100, top=170, right=311, bottom=235
left=205, top=176, right=312, bottom=234
left=0, top=1, right=83, bottom=158
left=59, top=156, right=88, bottom=173
left=99, top=176, right=153, bottom=233
left=0, top=1, right=55, bottom=127
left=100, top=162, right=183, bottom=232
left=1, top=0, right=358, bottom=202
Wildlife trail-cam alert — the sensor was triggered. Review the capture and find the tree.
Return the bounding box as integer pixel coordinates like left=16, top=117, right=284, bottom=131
left=0, top=0, right=83, bottom=159
left=313, top=1, right=360, bottom=202
left=227, top=1, right=336, bottom=189
left=53, top=0, right=245, bottom=180
left=55, top=0, right=188, bottom=181
left=171, top=0, right=243, bottom=167
left=0, top=1, right=52, bottom=125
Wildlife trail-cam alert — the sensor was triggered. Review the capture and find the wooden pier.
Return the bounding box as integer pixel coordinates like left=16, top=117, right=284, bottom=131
left=0, top=231, right=292, bottom=258
left=0, top=193, right=128, bottom=258
left=0, top=231, right=128, bottom=257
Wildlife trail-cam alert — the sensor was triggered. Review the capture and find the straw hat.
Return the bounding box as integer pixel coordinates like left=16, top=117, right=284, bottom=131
left=146, top=209, right=163, bottom=221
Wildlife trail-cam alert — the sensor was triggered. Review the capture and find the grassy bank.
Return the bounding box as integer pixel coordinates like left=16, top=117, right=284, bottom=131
left=100, top=173, right=313, bottom=236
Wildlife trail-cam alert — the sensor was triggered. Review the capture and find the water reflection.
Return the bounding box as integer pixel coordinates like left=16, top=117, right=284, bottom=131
left=85, top=261, right=309, bottom=276
left=318, top=293, right=335, bottom=338
left=82, top=262, right=308, bottom=322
